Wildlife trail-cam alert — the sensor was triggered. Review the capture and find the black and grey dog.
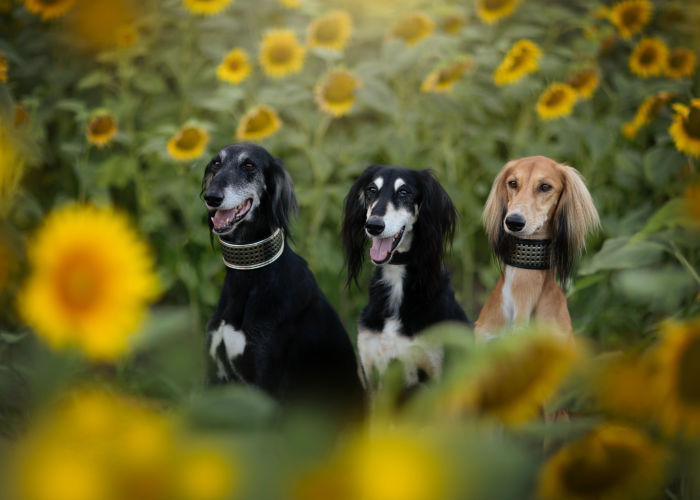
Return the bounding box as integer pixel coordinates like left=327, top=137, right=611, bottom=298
left=342, top=165, right=470, bottom=391
left=202, top=142, right=364, bottom=415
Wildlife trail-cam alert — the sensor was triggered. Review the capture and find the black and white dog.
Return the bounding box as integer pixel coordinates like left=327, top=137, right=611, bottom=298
left=342, top=165, right=470, bottom=391
left=202, top=142, right=364, bottom=414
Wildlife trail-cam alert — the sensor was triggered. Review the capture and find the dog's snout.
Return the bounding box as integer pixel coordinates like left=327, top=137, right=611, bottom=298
left=505, top=213, right=526, bottom=232
left=365, top=217, right=385, bottom=236
left=204, top=191, right=224, bottom=208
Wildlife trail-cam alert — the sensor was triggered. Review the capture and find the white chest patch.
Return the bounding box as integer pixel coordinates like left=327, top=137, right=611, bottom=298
left=381, top=265, right=405, bottom=316
left=209, top=321, right=247, bottom=380
left=501, top=265, right=516, bottom=324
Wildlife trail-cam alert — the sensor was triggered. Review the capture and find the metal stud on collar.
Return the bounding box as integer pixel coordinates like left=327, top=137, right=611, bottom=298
left=218, top=228, right=285, bottom=270
left=504, top=238, right=551, bottom=270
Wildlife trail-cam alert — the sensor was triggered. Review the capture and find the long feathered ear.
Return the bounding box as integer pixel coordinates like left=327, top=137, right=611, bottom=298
left=483, top=161, right=515, bottom=262
left=552, top=164, right=600, bottom=283
left=202, top=159, right=216, bottom=247
left=265, top=156, right=298, bottom=238
left=413, top=169, right=458, bottom=292
left=342, top=165, right=381, bottom=286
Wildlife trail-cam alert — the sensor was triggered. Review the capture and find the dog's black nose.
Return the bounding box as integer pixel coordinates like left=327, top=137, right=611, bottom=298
left=505, top=214, right=526, bottom=232
left=204, top=192, right=224, bottom=208
left=365, top=217, right=385, bottom=236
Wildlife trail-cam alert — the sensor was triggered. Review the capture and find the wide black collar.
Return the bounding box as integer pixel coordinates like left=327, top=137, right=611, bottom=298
left=218, top=228, right=284, bottom=270
left=503, top=237, right=551, bottom=270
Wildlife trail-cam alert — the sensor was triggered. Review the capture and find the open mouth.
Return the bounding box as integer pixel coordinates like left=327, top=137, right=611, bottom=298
left=211, top=199, right=252, bottom=234
left=369, top=227, right=405, bottom=264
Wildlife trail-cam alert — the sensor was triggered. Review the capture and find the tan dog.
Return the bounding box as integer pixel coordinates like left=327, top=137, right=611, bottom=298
left=475, top=156, right=599, bottom=341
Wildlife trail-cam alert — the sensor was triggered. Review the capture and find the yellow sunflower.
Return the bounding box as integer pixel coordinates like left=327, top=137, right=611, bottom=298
left=21, top=0, right=76, bottom=20
left=476, top=0, right=522, bottom=24
left=259, top=29, right=305, bottom=78
left=236, top=104, right=281, bottom=141
left=175, top=449, right=237, bottom=500
left=182, top=0, right=232, bottom=15
left=669, top=99, right=700, bottom=157
left=389, top=12, right=434, bottom=46
left=567, top=67, right=600, bottom=99
left=536, top=82, right=578, bottom=120
left=420, top=58, right=474, bottom=94
left=446, top=332, right=578, bottom=426
left=307, top=10, right=352, bottom=51
left=115, top=24, right=139, bottom=48
left=685, top=184, right=700, bottom=224
left=441, top=13, right=466, bottom=34
left=655, top=318, right=700, bottom=435
left=17, top=205, right=159, bottom=361
left=167, top=125, right=209, bottom=161
left=279, top=0, right=300, bottom=7
left=0, top=52, right=7, bottom=82
left=216, top=48, right=251, bottom=84
left=622, top=91, right=674, bottom=139
left=0, top=125, right=24, bottom=213
left=86, top=112, right=118, bottom=148
left=629, top=37, right=669, bottom=78
left=0, top=234, right=17, bottom=293
left=538, top=424, right=667, bottom=500
left=315, top=70, right=361, bottom=117
left=665, top=47, right=697, bottom=79
left=608, top=0, right=653, bottom=38
left=493, top=39, right=541, bottom=86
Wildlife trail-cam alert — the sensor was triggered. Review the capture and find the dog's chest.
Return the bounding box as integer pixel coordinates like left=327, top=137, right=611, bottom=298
left=208, top=320, right=250, bottom=382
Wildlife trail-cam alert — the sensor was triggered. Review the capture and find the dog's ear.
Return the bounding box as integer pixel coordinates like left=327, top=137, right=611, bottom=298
left=483, top=161, right=514, bottom=258
left=342, top=165, right=381, bottom=286
left=201, top=159, right=216, bottom=247
left=265, top=156, right=298, bottom=237
left=414, top=169, right=458, bottom=289
left=552, top=164, right=600, bottom=283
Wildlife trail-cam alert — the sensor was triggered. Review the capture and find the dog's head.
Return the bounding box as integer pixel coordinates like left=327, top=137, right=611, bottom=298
left=483, top=156, right=600, bottom=282
left=342, top=165, right=457, bottom=288
left=202, top=142, right=297, bottom=242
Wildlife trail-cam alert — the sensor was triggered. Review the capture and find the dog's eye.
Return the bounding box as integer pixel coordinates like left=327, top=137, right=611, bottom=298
left=366, top=185, right=378, bottom=195
left=507, top=180, right=518, bottom=189
left=212, top=159, right=222, bottom=169
left=539, top=183, right=552, bottom=192
left=242, top=161, right=255, bottom=171
left=397, top=187, right=409, bottom=197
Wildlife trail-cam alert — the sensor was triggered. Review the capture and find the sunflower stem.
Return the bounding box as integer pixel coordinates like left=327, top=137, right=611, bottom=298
left=669, top=241, right=700, bottom=287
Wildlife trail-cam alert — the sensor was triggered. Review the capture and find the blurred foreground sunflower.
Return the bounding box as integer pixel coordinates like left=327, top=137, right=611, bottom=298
left=167, top=125, right=209, bottom=161
left=115, top=25, right=139, bottom=48
left=669, top=99, right=700, bottom=157
left=236, top=104, right=281, bottom=141
left=259, top=29, right=305, bottom=78
left=538, top=424, right=667, bottom=500
left=493, top=39, right=541, bottom=86
left=655, top=318, right=700, bottom=435
left=86, top=112, right=118, bottom=147
left=608, top=0, right=653, bottom=38
left=536, top=83, right=577, bottom=121
left=446, top=332, right=578, bottom=426
left=0, top=52, right=7, bottom=82
left=279, top=0, right=300, bottom=7
left=315, top=70, right=361, bottom=117
left=629, top=37, right=668, bottom=78
left=307, top=11, right=352, bottom=51
left=183, top=0, right=232, bottom=15
left=21, top=0, right=75, bottom=20
left=17, top=205, right=159, bottom=360
left=476, top=0, right=521, bottom=24
left=68, top=0, right=136, bottom=50
left=389, top=12, right=434, bottom=46
left=0, top=123, right=25, bottom=212
left=441, top=13, right=466, bottom=34
left=420, top=58, right=474, bottom=94
left=665, top=47, right=696, bottom=79
left=622, top=90, right=674, bottom=139
left=566, top=67, right=599, bottom=99
left=216, top=48, right=251, bottom=84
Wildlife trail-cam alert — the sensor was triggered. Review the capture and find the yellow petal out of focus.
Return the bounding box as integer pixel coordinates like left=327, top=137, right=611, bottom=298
left=669, top=99, right=700, bottom=158
left=167, top=125, right=210, bottom=161
left=68, top=0, right=137, bottom=51
left=665, top=47, right=697, bottom=79
left=608, top=0, right=653, bottom=39
left=21, top=0, right=76, bottom=20
left=389, top=12, right=435, bottom=47
left=536, top=82, right=578, bottom=121
left=420, top=58, right=474, bottom=94
left=259, top=29, right=306, bottom=78
left=176, top=449, right=237, bottom=500
left=17, top=205, right=159, bottom=361
left=629, top=37, right=669, bottom=78
left=236, top=104, right=282, bottom=141
left=566, top=67, right=600, bottom=99
left=307, top=11, right=352, bottom=51
left=538, top=424, right=667, bottom=500
left=86, top=112, right=118, bottom=147
left=0, top=52, right=8, bottom=82
left=314, top=70, right=362, bottom=117
left=493, top=39, right=541, bottom=86
left=622, top=91, right=674, bottom=139
left=216, top=48, right=252, bottom=84
left=183, top=0, right=232, bottom=15
left=0, top=123, right=25, bottom=214
left=476, top=0, right=522, bottom=24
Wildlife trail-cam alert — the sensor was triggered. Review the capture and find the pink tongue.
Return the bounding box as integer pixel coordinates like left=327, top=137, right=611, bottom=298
left=370, top=237, right=394, bottom=262
left=213, top=208, right=236, bottom=228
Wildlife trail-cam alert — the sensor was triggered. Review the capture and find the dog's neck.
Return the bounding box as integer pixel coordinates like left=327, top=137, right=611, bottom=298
left=502, top=236, right=551, bottom=270
left=218, top=227, right=284, bottom=270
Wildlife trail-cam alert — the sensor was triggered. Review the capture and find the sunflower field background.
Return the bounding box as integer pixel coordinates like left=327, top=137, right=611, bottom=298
left=2, top=0, right=700, bottom=498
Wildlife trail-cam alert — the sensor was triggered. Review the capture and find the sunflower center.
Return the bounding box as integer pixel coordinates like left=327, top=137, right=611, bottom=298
left=54, top=252, right=105, bottom=312
left=561, top=443, right=639, bottom=494
left=226, top=56, right=243, bottom=71
left=681, top=106, right=700, bottom=139
left=323, top=74, right=356, bottom=102
left=482, top=0, right=509, bottom=9
left=507, top=48, right=530, bottom=72
left=620, top=6, right=642, bottom=27
left=314, top=20, right=340, bottom=43
left=89, top=116, right=115, bottom=136
left=569, top=70, right=593, bottom=90
left=677, top=335, right=700, bottom=404
left=394, top=18, right=425, bottom=40
left=175, top=128, right=203, bottom=150
left=544, top=89, right=566, bottom=107
left=669, top=52, right=687, bottom=70
left=639, top=47, right=658, bottom=65
left=269, top=42, right=293, bottom=63
left=244, top=110, right=273, bottom=134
